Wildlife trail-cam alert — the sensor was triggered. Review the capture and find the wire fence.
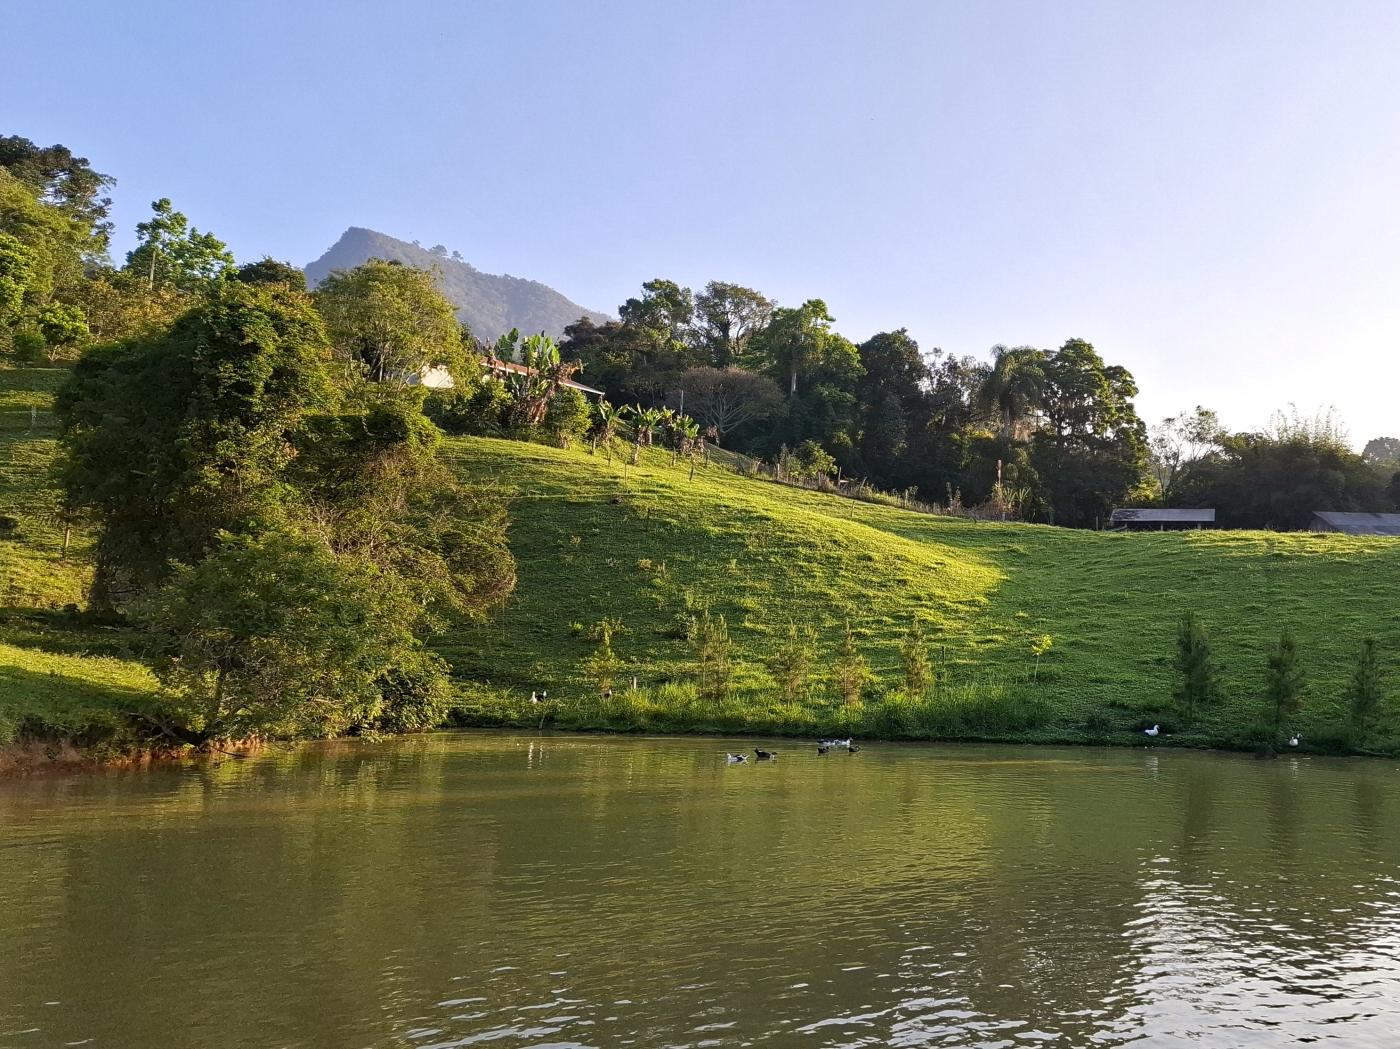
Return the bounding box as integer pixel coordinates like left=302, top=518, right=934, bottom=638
left=0, top=407, right=57, bottom=431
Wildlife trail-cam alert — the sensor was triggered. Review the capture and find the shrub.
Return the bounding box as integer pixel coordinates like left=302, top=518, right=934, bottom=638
left=541, top=387, right=591, bottom=448
left=426, top=380, right=511, bottom=436
left=374, top=658, right=454, bottom=733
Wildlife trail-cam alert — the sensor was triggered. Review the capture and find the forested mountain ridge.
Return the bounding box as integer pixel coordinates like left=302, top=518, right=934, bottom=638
left=303, top=227, right=609, bottom=339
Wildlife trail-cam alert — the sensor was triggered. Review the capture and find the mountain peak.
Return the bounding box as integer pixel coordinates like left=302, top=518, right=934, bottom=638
left=303, top=228, right=609, bottom=340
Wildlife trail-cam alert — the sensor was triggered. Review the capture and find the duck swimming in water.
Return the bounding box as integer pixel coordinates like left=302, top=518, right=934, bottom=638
left=726, top=753, right=747, bottom=764
left=754, top=748, right=777, bottom=760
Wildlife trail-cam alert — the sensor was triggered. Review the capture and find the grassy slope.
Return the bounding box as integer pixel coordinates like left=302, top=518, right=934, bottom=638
left=440, top=437, right=1400, bottom=750
left=3, top=364, right=1398, bottom=752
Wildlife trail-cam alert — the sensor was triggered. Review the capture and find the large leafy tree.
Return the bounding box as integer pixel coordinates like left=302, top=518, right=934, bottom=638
left=133, top=529, right=444, bottom=744
left=1362, top=437, right=1400, bottom=465
left=124, top=198, right=235, bottom=292
left=668, top=366, right=783, bottom=444
left=0, top=135, right=115, bottom=251
left=853, top=329, right=932, bottom=486
left=1029, top=339, right=1149, bottom=527
left=750, top=299, right=858, bottom=397
left=693, top=281, right=774, bottom=367
left=0, top=169, right=94, bottom=319
left=313, top=258, right=463, bottom=390
left=1150, top=407, right=1224, bottom=502
left=236, top=256, right=307, bottom=290
left=57, top=282, right=337, bottom=604
left=619, top=278, right=695, bottom=360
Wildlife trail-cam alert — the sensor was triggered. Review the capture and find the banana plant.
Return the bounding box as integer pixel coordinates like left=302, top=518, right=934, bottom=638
left=500, top=330, right=582, bottom=429
left=593, top=400, right=626, bottom=461
left=626, top=405, right=666, bottom=464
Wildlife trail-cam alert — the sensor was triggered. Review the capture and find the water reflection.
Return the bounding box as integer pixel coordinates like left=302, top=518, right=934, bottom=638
left=1, top=735, right=1399, bottom=1047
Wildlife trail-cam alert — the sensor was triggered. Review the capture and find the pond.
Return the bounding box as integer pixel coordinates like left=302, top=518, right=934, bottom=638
left=2, top=733, right=1399, bottom=1048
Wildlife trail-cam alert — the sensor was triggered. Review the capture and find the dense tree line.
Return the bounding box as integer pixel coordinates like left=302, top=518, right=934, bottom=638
left=556, top=278, right=1397, bottom=528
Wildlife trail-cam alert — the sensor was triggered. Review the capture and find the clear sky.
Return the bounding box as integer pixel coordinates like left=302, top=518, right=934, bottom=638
left=7, top=1, right=1400, bottom=444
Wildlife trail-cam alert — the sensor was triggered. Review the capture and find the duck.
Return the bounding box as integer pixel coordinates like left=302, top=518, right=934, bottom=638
left=817, top=744, right=830, bottom=755
left=848, top=744, right=861, bottom=755
left=754, top=748, right=777, bottom=761
left=725, top=753, right=747, bottom=764
left=1288, top=734, right=1301, bottom=747
left=1144, top=724, right=1160, bottom=737
left=529, top=691, right=540, bottom=704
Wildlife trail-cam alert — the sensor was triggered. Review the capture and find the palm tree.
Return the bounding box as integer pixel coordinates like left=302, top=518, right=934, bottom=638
left=976, top=345, right=1047, bottom=438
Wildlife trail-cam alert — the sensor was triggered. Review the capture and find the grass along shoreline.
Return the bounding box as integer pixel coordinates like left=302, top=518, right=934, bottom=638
left=4, top=364, right=1400, bottom=762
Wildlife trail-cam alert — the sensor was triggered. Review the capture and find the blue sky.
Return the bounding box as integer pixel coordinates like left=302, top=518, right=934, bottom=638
left=7, top=1, right=1400, bottom=444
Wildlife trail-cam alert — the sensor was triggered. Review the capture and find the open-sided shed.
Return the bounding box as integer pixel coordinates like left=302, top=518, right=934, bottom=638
left=1309, top=512, right=1400, bottom=536
left=1109, top=508, right=1216, bottom=531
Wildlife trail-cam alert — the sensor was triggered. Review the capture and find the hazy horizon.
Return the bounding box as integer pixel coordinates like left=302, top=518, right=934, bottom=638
left=7, top=0, right=1399, bottom=446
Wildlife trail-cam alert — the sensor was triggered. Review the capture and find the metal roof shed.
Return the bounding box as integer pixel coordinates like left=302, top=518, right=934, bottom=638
left=1309, top=512, right=1400, bottom=536
left=1109, top=508, right=1216, bottom=530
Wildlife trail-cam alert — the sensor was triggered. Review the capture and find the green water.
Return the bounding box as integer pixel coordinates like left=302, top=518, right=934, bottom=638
left=2, top=733, right=1399, bottom=1048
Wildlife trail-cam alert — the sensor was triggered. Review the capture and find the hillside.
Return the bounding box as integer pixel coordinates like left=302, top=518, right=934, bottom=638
left=303, top=227, right=609, bottom=339
left=438, top=438, right=1400, bottom=749
left=4, top=364, right=1400, bottom=754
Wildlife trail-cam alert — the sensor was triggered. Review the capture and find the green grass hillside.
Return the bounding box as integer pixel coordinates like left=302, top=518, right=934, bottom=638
left=4, top=363, right=1400, bottom=754
left=439, top=437, right=1400, bottom=750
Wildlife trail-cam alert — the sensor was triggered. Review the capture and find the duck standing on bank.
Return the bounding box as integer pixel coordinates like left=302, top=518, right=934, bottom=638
left=1144, top=724, right=1160, bottom=738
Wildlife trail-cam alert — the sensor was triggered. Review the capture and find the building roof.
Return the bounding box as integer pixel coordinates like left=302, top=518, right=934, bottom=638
left=482, top=356, right=605, bottom=397
left=1109, top=508, right=1216, bottom=524
left=1311, top=511, right=1400, bottom=536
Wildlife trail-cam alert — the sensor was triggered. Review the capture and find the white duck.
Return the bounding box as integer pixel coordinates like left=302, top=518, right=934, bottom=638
left=1288, top=734, right=1301, bottom=747
left=726, top=753, right=747, bottom=764
left=1144, top=725, right=1160, bottom=737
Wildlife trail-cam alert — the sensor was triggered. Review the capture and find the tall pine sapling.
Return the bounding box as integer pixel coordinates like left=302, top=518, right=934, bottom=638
left=765, top=622, right=817, bottom=703
left=1173, top=612, right=1216, bottom=725
left=691, top=609, right=732, bottom=702
left=833, top=621, right=872, bottom=707
left=583, top=617, right=625, bottom=696
left=1264, top=627, right=1305, bottom=739
left=900, top=619, right=933, bottom=700
left=1348, top=637, right=1384, bottom=739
